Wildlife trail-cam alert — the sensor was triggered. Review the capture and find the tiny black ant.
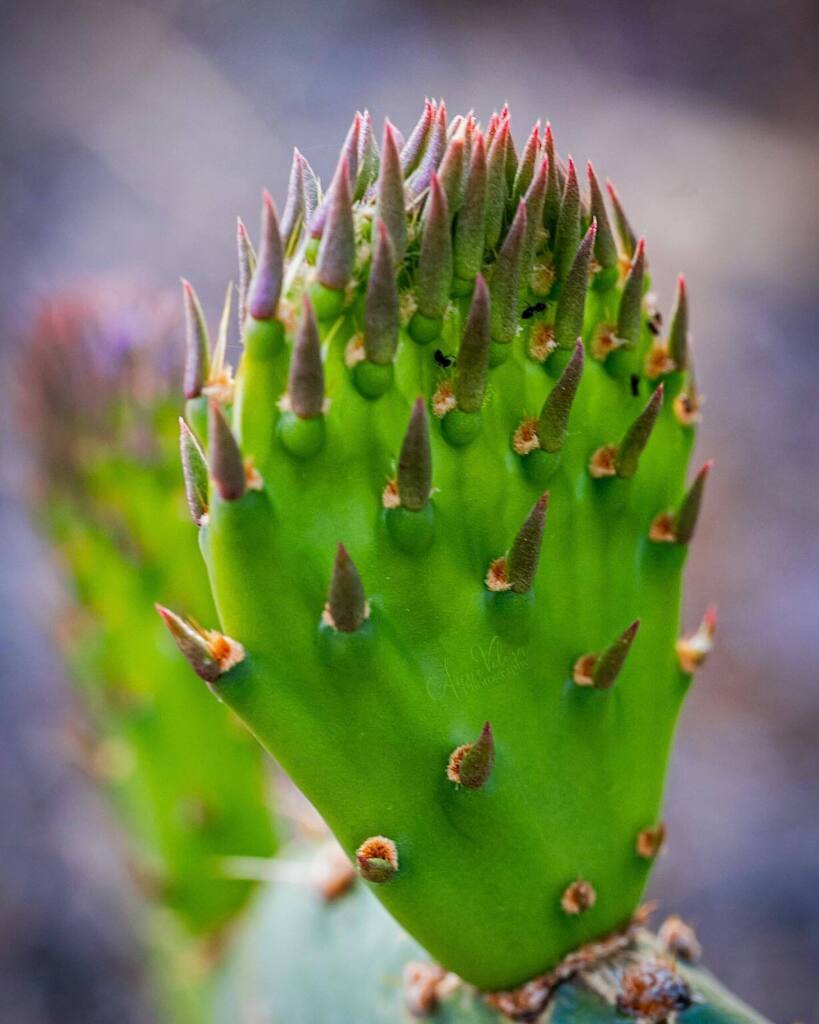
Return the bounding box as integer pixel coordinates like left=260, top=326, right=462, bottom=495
left=630, top=374, right=640, bottom=397
left=521, top=301, right=547, bottom=320
left=647, top=319, right=661, bottom=336
left=434, top=349, right=454, bottom=368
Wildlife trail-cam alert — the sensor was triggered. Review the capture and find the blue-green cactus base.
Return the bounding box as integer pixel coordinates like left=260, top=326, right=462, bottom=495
left=213, top=844, right=770, bottom=1024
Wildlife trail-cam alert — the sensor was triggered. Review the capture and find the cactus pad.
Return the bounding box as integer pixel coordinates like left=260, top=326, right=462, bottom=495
left=166, top=103, right=713, bottom=990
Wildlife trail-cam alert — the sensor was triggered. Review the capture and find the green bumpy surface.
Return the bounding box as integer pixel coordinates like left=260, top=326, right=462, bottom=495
left=179, top=106, right=704, bottom=990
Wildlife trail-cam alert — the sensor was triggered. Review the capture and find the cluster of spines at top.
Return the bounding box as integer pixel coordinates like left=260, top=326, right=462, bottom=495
left=185, top=100, right=701, bottom=412
left=175, top=98, right=713, bottom=634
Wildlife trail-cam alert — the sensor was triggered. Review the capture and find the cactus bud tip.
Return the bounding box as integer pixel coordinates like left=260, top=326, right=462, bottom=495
left=324, top=543, right=369, bottom=633
left=208, top=401, right=247, bottom=501
left=245, top=188, right=284, bottom=321
left=447, top=721, right=495, bottom=789
left=397, top=397, right=432, bottom=511
left=574, top=619, right=640, bottom=690
left=155, top=604, right=244, bottom=684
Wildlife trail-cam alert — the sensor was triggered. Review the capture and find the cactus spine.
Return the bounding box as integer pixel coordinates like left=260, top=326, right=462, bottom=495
left=164, top=102, right=714, bottom=992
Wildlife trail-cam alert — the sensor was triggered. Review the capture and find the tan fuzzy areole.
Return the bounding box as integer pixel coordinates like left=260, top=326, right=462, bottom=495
left=588, top=443, right=618, bottom=478
left=485, top=556, right=511, bottom=593
left=512, top=417, right=540, bottom=455
left=561, top=878, right=597, bottom=915
left=635, top=822, right=667, bottom=859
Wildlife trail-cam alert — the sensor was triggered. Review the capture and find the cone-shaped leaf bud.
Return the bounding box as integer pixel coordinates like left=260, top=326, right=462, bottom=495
left=615, top=383, right=664, bottom=479
left=593, top=619, right=640, bottom=689
left=448, top=722, right=495, bottom=789
left=506, top=493, right=549, bottom=594
left=674, top=460, right=712, bottom=545
left=301, top=154, right=320, bottom=227
left=446, top=113, right=465, bottom=143
left=340, top=111, right=361, bottom=192
left=397, top=398, right=432, bottom=511
left=415, top=175, right=452, bottom=320
left=554, top=156, right=581, bottom=280
left=437, top=130, right=466, bottom=215
left=556, top=155, right=568, bottom=192
left=453, top=132, right=487, bottom=281
left=400, top=99, right=435, bottom=177
left=484, top=120, right=509, bottom=250
left=455, top=274, right=491, bottom=412
left=521, top=156, right=548, bottom=271
left=356, top=110, right=379, bottom=199
left=463, top=111, right=476, bottom=160
left=156, top=606, right=220, bottom=683
left=587, top=162, right=618, bottom=270
left=554, top=220, right=596, bottom=350
left=208, top=401, right=246, bottom=501
left=490, top=200, right=527, bottom=343
left=543, top=122, right=561, bottom=238
left=512, top=121, right=540, bottom=201
left=280, top=148, right=305, bottom=251
left=364, top=221, right=399, bottom=365
left=247, top=190, right=284, bottom=321
left=582, top=620, right=640, bottom=690
left=668, top=274, right=689, bottom=370
left=407, top=101, right=447, bottom=199
left=538, top=340, right=585, bottom=453
left=236, top=218, right=256, bottom=334
left=485, top=111, right=500, bottom=148
left=182, top=279, right=210, bottom=399
left=375, top=120, right=407, bottom=263
left=327, top=543, right=367, bottom=633
left=606, top=180, right=637, bottom=257
left=616, top=237, right=646, bottom=348
left=289, top=296, right=324, bottom=418
left=155, top=605, right=244, bottom=685
left=504, top=126, right=518, bottom=194
left=356, top=836, right=398, bottom=884
left=179, top=418, right=208, bottom=525
left=317, top=157, right=355, bottom=292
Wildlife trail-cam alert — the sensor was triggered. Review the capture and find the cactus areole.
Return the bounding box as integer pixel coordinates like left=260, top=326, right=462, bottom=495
left=164, top=101, right=713, bottom=992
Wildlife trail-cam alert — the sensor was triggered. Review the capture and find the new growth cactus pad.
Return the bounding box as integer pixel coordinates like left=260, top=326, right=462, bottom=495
left=20, top=286, right=276, bottom=939
left=165, top=102, right=716, bottom=993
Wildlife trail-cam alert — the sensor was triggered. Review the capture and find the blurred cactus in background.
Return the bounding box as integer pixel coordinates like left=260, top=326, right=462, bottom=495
left=18, top=280, right=276, bottom=1018
left=155, top=102, right=769, bottom=1021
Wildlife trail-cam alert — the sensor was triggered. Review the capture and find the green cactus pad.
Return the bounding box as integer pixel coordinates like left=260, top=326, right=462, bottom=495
left=166, top=102, right=713, bottom=990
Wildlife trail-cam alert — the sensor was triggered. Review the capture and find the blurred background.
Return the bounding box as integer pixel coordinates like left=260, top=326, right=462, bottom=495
left=1, top=1, right=817, bottom=1021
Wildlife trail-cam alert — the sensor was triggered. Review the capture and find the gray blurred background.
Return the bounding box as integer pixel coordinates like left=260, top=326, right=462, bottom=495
left=1, top=1, right=817, bottom=1021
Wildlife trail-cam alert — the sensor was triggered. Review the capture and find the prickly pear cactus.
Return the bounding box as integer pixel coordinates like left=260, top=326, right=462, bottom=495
left=165, top=102, right=717, bottom=992
left=20, top=284, right=276, bottom=937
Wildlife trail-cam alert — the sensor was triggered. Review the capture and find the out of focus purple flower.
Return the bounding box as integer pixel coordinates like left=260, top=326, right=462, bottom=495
left=18, top=277, right=182, bottom=493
